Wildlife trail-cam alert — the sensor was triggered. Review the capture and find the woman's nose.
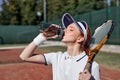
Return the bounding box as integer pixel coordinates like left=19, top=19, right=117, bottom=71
left=64, top=29, right=67, bottom=33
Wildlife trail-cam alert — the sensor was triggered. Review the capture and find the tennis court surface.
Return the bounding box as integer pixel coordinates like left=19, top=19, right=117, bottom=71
left=0, top=48, right=120, bottom=80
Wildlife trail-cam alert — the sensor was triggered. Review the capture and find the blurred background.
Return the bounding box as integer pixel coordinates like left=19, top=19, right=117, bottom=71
left=0, top=0, right=120, bottom=80
left=0, top=0, right=120, bottom=44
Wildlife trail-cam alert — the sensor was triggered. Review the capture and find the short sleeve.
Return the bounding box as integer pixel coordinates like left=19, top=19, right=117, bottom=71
left=43, top=52, right=62, bottom=65
left=91, top=61, right=100, bottom=80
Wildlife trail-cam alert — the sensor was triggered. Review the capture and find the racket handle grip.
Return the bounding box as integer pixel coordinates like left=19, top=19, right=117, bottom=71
left=84, top=62, right=92, bottom=73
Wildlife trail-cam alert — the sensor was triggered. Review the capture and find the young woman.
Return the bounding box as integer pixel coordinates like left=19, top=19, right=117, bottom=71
left=20, top=13, right=100, bottom=80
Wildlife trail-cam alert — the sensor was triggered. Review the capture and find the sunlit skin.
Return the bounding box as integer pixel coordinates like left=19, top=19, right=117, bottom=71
left=61, top=23, right=84, bottom=56
left=62, top=23, right=81, bottom=43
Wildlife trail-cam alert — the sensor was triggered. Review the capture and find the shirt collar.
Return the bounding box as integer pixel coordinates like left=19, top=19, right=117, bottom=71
left=64, top=51, right=87, bottom=62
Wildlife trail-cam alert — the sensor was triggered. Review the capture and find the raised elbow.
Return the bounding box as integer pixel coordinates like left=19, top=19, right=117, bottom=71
left=19, top=55, right=26, bottom=61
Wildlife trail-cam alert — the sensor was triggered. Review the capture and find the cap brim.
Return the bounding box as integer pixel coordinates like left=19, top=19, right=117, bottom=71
left=62, top=13, right=76, bottom=28
left=62, top=13, right=85, bottom=32
left=62, top=13, right=88, bottom=44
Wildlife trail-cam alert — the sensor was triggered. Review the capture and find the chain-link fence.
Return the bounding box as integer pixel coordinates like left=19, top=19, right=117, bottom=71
left=0, top=25, right=40, bottom=44
left=48, top=6, right=120, bottom=44
left=0, top=7, right=119, bottom=44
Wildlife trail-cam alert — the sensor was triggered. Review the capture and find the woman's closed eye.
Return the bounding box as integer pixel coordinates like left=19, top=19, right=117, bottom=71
left=70, top=29, right=74, bottom=31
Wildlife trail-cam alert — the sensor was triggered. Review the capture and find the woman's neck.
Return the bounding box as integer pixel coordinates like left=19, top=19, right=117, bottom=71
left=66, top=43, right=83, bottom=56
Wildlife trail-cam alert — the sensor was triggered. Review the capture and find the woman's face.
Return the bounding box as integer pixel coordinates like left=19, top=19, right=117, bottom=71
left=62, top=23, right=83, bottom=43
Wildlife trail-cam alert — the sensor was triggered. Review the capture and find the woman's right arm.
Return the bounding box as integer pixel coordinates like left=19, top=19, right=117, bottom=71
left=19, top=24, right=60, bottom=64
left=19, top=33, right=47, bottom=64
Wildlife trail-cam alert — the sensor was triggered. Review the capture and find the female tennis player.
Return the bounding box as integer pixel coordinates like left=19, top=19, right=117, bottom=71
left=20, top=13, right=100, bottom=80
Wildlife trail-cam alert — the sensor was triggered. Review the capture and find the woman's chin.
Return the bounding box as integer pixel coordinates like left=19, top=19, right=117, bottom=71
left=62, top=39, right=72, bottom=43
left=61, top=39, right=67, bottom=43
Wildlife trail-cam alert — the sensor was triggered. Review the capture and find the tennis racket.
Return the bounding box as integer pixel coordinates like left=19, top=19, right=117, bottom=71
left=84, top=20, right=114, bottom=72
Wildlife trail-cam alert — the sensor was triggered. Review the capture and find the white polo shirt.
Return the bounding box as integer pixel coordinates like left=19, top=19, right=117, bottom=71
left=44, top=51, right=100, bottom=80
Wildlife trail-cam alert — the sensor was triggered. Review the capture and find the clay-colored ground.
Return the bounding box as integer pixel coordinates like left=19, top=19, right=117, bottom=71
left=0, top=48, right=120, bottom=80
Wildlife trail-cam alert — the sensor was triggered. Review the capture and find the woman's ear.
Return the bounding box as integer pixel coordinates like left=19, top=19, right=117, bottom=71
left=77, top=37, right=84, bottom=43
